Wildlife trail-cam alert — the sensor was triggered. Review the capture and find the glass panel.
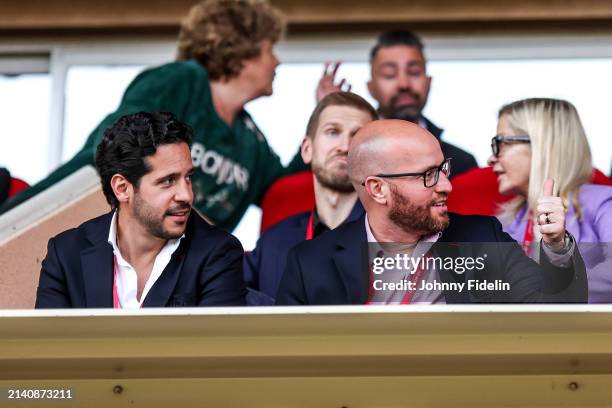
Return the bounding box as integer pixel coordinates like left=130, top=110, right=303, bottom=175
left=247, top=59, right=612, bottom=174
left=0, top=73, right=50, bottom=184
left=426, top=58, right=612, bottom=173
left=62, top=65, right=146, bottom=162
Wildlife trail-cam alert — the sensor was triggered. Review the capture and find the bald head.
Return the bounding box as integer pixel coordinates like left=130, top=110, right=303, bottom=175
left=347, top=119, right=442, bottom=186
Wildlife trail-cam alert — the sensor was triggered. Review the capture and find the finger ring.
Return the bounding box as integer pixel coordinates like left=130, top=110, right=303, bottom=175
left=545, top=213, right=551, bottom=224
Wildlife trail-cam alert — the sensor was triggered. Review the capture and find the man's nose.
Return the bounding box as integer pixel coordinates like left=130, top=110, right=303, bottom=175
left=435, top=171, right=453, bottom=194
left=176, top=180, right=194, bottom=204
left=487, top=154, right=497, bottom=167
left=338, top=132, right=351, bottom=152
left=397, top=72, right=411, bottom=90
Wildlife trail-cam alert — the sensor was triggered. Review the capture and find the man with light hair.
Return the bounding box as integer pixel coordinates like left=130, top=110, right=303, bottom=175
left=276, top=120, right=587, bottom=305
left=244, top=92, right=377, bottom=304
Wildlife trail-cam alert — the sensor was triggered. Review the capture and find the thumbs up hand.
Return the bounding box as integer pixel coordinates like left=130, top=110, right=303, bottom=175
left=536, top=178, right=567, bottom=251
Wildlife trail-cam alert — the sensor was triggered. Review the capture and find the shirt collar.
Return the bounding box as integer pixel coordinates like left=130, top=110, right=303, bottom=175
left=107, top=210, right=185, bottom=265
left=418, top=117, right=428, bottom=130
left=364, top=213, right=441, bottom=245
left=311, top=207, right=330, bottom=239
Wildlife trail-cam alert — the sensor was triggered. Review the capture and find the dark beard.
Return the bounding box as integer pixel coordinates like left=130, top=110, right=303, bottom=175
left=388, top=185, right=449, bottom=236
left=312, top=161, right=354, bottom=193
left=133, top=194, right=189, bottom=240
left=378, top=92, right=423, bottom=123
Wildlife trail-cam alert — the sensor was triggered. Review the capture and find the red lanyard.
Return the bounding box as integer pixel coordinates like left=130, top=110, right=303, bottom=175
left=305, top=211, right=315, bottom=240
left=400, top=257, right=429, bottom=304
left=522, top=217, right=534, bottom=255
left=112, top=256, right=121, bottom=309
left=366, top=251, right=431, bottom=304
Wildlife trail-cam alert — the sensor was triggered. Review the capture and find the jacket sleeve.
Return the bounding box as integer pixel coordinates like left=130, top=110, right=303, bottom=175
left=35, top=238, right=72, bottom=308
left=243, top=242, right=262, bottom=292
left=197, top=234, right=247, bottom=306
left=579, top=193, right=612, bottom=301
left=243, top=239, right=280, bottom=305
left=275, top=247, right=308, bottom=305
left=491, top=217, right=587, bottom=303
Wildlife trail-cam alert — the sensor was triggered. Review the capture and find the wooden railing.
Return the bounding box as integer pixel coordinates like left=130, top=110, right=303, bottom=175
left=1, top=305, right=611, bottom=407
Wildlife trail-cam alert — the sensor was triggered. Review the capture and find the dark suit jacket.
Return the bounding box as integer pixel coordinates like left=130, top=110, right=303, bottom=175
left=244, top=201, right=364, bottom=304
left=422, top=117, right=478, bottom=178
left=276, top=213, right=587, bottom=305
left=36, top=211, right=246, bottom=308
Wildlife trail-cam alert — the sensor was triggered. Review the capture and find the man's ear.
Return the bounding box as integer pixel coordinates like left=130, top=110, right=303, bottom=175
left=367, top=79, right=376, bottom=100
left=110, top=174, right=132, bottom=205
left=300, top=136, right=313, bottom=165
left=364, top=178, right=388, bottom=205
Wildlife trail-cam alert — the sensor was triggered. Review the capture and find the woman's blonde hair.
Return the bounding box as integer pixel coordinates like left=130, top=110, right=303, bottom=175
left=498, top=98, right=592, bottom=221
left=176, top=0, right=284, bottom=80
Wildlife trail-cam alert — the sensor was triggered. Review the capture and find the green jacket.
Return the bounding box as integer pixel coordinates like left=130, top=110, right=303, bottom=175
left=1, top=60, right=307, bottom=230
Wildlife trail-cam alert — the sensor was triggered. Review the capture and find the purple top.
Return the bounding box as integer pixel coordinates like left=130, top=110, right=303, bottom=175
left=504, top=184, right=612, bottom=303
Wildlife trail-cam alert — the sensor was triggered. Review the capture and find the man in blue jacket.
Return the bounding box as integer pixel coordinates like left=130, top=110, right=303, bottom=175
left=244, top=92, right=378, bottom=304
left=36, top=112, right=246, bottom=308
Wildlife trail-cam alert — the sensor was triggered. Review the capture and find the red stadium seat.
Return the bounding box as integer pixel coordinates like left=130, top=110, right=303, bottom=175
left=446, top=167, right=512, bottom=216
left=260, top=167, right=612, bottom=233
left=9, top=177, right=29, bottom=198
left=447, top=166, right=612, bottom=216
left=592, top=168, right=612, bottom=186
left=260, top=171, right=314, bottom=233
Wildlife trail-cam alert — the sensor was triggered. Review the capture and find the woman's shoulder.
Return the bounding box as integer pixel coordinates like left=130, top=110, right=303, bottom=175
left=578, top=184, right=612, bottom=203
left=576, top=184, right=612, bottom=224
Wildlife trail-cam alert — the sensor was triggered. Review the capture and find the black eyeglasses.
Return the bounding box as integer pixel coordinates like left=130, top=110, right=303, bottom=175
left=362, top=158, right=451, bottom=188
left=490, top=134, right=530, bottom=157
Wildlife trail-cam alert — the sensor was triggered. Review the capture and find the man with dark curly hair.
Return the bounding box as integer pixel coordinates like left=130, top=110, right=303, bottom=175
left=36, top=112, right=247, bottom=308
left=1, top=0, right=306, bottom=231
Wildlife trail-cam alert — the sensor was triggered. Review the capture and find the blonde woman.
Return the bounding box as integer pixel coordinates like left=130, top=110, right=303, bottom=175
left=488, top=97, right=612, bottom=302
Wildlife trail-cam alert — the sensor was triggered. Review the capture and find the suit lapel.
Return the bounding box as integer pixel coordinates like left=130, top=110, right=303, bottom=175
left=434, top=224, right=471, bottom=303
left=81, top=213, right=115, bottom=308
left=142, top=216, right=195, bottom=307
left=332, top=216, right=369, bottom=304
left=345, top=201, right=365, bottom=223
left=142, top=245, right=186, bottom=307
left=78, top=211, right=193, bottom=308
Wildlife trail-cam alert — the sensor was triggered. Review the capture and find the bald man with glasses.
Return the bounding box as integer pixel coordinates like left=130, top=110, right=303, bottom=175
left=276, top=120, right=587, bottom=305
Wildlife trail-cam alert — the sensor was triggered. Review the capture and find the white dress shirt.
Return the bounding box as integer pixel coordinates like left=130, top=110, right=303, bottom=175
left=365, top=214, right=446, bottom=304
left=107, top=211, right=184, bottom=309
